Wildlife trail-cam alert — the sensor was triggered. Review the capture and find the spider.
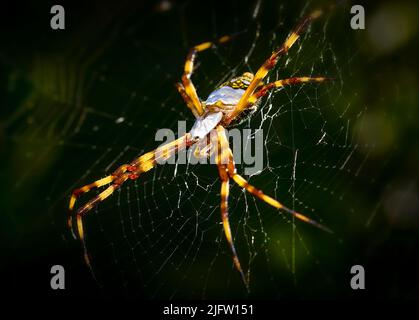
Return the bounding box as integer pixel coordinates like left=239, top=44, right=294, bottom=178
left=68, top=9, right=331, bottom=288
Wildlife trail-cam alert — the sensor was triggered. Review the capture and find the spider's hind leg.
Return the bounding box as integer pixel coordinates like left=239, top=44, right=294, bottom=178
left=69, top=133, right=194, bottom=268
left=230, top=173, right=332, bottom=233
left=217, top=125, right=332, bottom=233
left=215, top=126, right=249, bottom=289
left=75, top=172, right=133, bottom=268
left=68, top=164, right=130, bottom=238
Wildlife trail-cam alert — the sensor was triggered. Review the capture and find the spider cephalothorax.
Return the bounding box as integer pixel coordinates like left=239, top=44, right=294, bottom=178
left=220, top=72, right=255, bottom=90
left=69, top=9, right=329, bottom=289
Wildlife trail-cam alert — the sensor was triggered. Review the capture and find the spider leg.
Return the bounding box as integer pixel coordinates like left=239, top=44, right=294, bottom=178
left=217, top=126, right=332, bottom=233
left=247, top=76, right=327, bottom=106
left=230, top=174, right=332, bottom=233
left=175, top=82, right=200, bottom=118
left=215, top=126, right=248, bottom=288
left=194, top=140, right=213, bottom=158
left=75, top=172, right=132, bottom=268
left=68, top=164, right=129, bottom=238
left=182, top=35, right=234, bottom=117
left=69, top=133, right=195, bottom=267
left=227, top=10, right=323, bottom=122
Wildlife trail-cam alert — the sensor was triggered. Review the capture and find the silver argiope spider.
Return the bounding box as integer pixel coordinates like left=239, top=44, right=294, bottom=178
left=69, top=9, right=331, bottom=288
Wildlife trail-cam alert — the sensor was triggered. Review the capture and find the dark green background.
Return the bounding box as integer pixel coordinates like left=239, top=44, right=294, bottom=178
left=1, top=0, right=419, bottom=299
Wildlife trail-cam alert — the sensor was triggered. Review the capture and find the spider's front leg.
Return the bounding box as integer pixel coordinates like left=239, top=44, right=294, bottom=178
left=227, top=9, right=323, bottom=122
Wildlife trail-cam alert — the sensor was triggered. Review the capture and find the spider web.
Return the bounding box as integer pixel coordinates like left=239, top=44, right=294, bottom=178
left=2, top=0, right=386, bottom=299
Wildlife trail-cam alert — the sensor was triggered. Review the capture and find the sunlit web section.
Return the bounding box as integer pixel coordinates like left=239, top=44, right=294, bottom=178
left=21, top=1, right=374, bottom=298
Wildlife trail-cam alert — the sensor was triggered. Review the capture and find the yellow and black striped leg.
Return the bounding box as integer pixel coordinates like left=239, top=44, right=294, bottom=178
left=68, top=164, right=130, bottom=238
left=216, top=144, right=248, bottom=289
left=230, top=173, right=332, bottom=233
left=69, top=133, right=197, bottom=269
left=182, top=35, right=233, bottom=117
left=175, top=82, right=200, bottom=118
left=244, top=76, right=327, bottom=108
left=217, top=125, right=332, bottom=233
left=69, top=176, right=114, bottom=232
left=75, top=173, right=131, bottom=268
left=69, top=134, right=193, bottom=238
left=218, top=166, right=248, bottom=288
left=228, top=10, right=323, bottom=122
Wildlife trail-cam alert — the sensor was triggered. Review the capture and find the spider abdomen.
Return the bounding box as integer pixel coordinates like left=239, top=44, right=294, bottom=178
left=205, top=86, right=245, bottom=108
left=189, top=111, right=223, bottom=140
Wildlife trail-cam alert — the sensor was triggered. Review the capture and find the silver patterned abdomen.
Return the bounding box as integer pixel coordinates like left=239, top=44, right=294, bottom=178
left=204, top=86, right=245, bottom=107
left=189, top=86, right=246, bottom=140
left=189, top=111, right=223, bottom=140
